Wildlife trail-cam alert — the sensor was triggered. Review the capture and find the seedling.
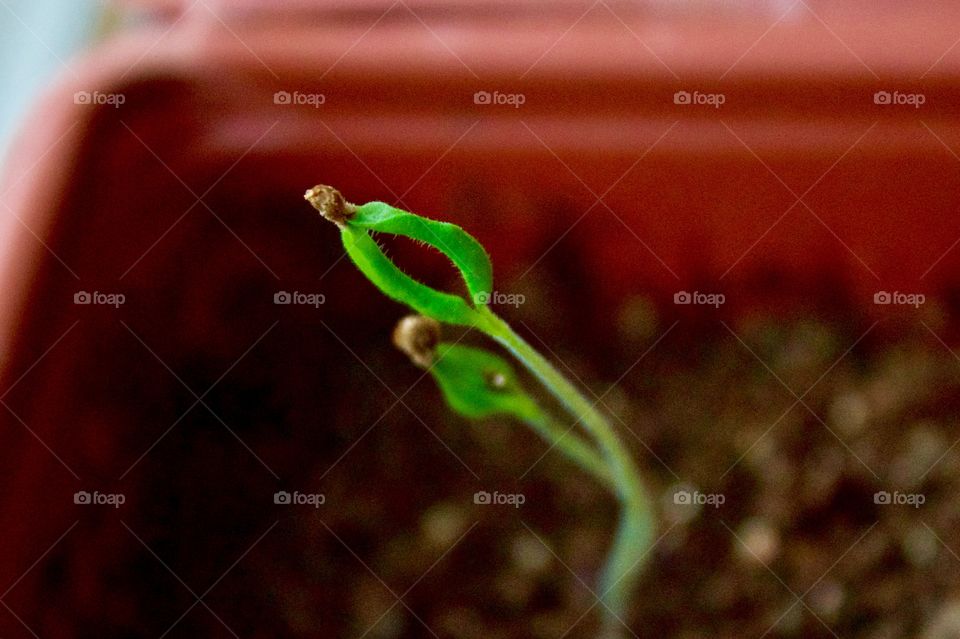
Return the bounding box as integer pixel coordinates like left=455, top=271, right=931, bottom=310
left=306, top=185, right=655, bottom=636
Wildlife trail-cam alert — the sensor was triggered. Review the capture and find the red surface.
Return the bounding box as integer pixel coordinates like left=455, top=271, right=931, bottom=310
left=1, top=2, right=960, bottom=635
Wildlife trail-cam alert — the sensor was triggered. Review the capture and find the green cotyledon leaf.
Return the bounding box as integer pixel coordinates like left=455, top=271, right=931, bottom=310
left=350, top=201, right=493, bottom=303
left=428, top=342, right=543, bottom=422
left=340, top=226, right=480, bottom=326
left=306, top=186, right=493, bottom=327
left=426, top=340, right=613, bottom=484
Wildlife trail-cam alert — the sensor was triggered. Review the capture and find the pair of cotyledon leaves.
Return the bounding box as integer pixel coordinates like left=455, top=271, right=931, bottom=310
left=336, top=200, right=544, bottom=424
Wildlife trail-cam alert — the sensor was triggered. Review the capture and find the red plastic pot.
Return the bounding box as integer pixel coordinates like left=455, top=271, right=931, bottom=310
left=1, top=2, right=959, bottom=636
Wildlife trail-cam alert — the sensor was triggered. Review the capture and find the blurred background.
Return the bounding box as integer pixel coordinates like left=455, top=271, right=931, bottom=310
left=0, top=1, right=100, bottom=156
left=2, top=1, right=960, bottom=638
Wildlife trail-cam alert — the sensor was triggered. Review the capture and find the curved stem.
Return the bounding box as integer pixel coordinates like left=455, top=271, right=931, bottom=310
left=477, top=307, right=655, bottom=634
left=524, top=412, right=613, bottom=488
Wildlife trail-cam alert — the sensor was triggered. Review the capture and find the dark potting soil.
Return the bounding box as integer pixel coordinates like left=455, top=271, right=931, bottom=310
left=279, top=313, right=960, bottom=639
left=130, top=306, right=957, bottom=639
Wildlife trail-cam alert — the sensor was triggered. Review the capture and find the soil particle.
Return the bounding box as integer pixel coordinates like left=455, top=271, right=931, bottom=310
left=735, top=517, right=781, bottom=566
left=923, top=599, right=960, bottom=639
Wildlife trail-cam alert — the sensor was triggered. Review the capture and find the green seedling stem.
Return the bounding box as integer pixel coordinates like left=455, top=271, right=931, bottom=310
left=306, top=185, right=655, bottom=636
